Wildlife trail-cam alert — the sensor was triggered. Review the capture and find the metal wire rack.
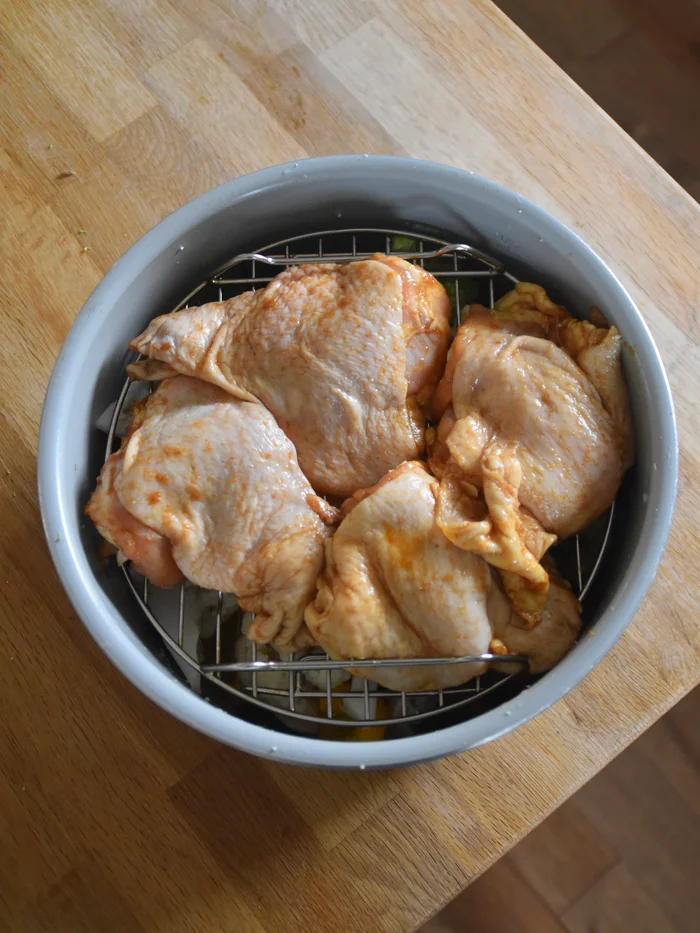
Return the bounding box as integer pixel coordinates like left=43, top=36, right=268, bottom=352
left=106, top=228, right=614, bottom=733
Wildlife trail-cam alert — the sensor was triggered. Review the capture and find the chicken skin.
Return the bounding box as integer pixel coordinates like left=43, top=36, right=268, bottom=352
left=86, top=404, right=183, bottom=589
left=491, top=563, right=582, bottom=674
left=304, top=461, right=581, bottom=691
left=128, top=256, right=451, bottom=498
left=86, top=376, right=337, bottom=649
left=430, top=283, right=633, bottom=621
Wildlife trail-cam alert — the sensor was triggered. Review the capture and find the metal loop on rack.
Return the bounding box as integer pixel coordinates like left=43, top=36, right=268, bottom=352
left=201, top=652, right=527, bottom=674
left=213, top=241, right=505, bottom=281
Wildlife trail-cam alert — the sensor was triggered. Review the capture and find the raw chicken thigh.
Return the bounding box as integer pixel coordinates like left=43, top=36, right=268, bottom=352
left=86, top=376, right=337, bottom=648
left=128, top=256, right=451, bottom=498
left=86, top=407, right=183, bottom=589
left=430, top=284, right=632, bottom=621
left=304, top=461, right=581, bottom=690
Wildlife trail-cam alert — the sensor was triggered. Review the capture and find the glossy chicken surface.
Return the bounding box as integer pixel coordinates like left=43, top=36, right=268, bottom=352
left=86, top=411, right=183, bottom=589
left=304, top=462, right=582, bottom=690
left=87, top=376, right=337, bottom=648
left=490, top=282, right=633, bottom=467
left=491, top=563, right=582, bottom=674
left=430, top=284, right=632, bottom=620
left=128, top=256, right=451, bottom=498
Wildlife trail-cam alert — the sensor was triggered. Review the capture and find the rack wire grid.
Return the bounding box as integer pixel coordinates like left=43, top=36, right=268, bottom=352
left=106, top=228, right=614, bottom=731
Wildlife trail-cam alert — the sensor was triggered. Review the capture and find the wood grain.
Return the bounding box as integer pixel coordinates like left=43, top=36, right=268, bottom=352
left=562, top=863, right=679, bottom=933
left=428, top=682, right=700, bottom=933
left=2, top=2, right=157, bottom=141
left=497, top=0, right=700, bottom=200
left=422, top=857, right=570, bottom=933
left=506, top=799, right=618, bottom=916
left=1, top=1, right=699, bottom=931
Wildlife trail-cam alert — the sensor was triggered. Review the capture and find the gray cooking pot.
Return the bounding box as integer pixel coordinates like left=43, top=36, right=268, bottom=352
left=38, top=155, right=677, bottom=768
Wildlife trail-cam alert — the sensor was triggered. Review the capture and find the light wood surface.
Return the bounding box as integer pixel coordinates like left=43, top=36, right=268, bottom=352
left=1, top=1, right=699, bottom=931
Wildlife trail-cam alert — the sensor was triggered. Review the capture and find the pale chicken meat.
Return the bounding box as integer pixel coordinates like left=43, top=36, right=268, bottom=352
left=86, top=408, right=183, bottom=589
left=128, top=256, right=451, bottom=498
left=86, top=376, right=337, bottom=649
left=304, top=461, right=582, bottom=691
left=490, top=562, right=582, bottom=674
left=490, top=282, right=633, bottom=465
left=430, top=283, right=633, bottom=621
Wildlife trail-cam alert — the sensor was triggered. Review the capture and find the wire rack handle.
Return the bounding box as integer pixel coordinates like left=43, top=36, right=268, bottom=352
left=201, top=652, right=527, bottom=674
left=215, top=242, right=505, bottom=275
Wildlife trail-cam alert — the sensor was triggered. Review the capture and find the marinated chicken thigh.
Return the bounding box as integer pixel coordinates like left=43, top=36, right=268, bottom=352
left=490, top=282, right=633, bottom=465
left=430, top=284, right=632, bottom=620
left=86, top=376, right=337, bottom=648
left=128, top=256, right=451, bottom=498
left=304, top=461, right=581, bottom=690
left=86, top=407, right=183, bottom=589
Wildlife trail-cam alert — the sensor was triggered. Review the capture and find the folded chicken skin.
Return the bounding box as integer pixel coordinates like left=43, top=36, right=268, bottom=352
left=304, top=461, right=581, bottom=691
left=128, top=255, right=451, bottom=498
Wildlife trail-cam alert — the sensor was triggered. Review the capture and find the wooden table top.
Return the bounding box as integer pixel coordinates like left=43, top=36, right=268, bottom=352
left=1, top=1, right=699, bottom=930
